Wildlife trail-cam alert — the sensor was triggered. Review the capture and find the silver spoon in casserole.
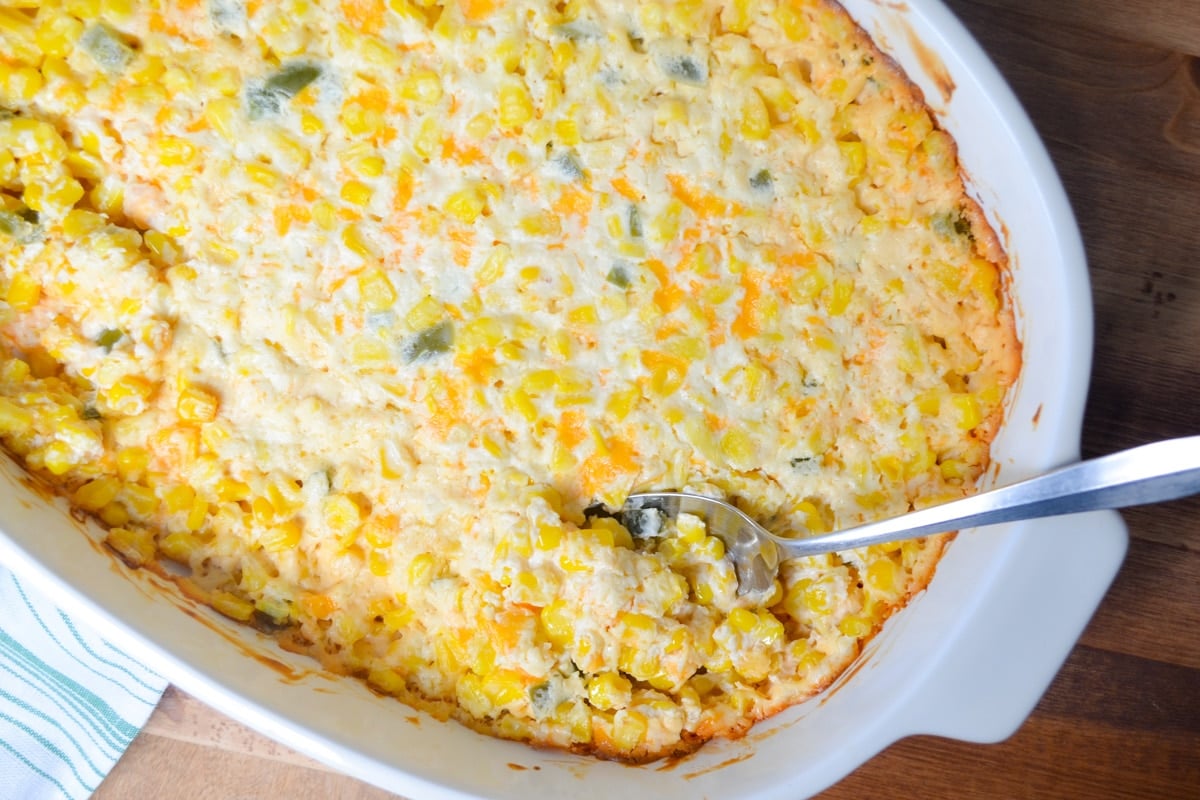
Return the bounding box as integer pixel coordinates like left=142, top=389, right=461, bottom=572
left=620, top=436, right=1200, bottom=595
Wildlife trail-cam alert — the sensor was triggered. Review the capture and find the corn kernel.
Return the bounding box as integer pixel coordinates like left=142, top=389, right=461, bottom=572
left=539, top=599, right=573, bottom=646
left=341, top=179, right=374, bottom=207
left=587, top=672, right=632, bottom=711
left=407, top=552, right=435, bottom=587
left=356, top=269, right=396, bottom=312
left=838, top=614, right=872, bottom=638
left=399, top=70, right=443, bottom=105
left=105, top=526, right=155, bottom=566
left=610, top=710, right=648, bottom=751
left=498, top=80, right=534, bottom=129
left=6, top=273, right=41, bottom=311
left=740, top=90, right=772, bottom=141
left=323, top=493, right=363, bottom=538
left=0, top=397, right=33, bottom=435
left=446, top=186, right=485, bottom=224
left=212, top=590, right=256, bottom=622
left=71, top=476, right=121, bottom=512
left=177, top=384, right=219, bottom=423
left=156, top=136, right=197, bottom=166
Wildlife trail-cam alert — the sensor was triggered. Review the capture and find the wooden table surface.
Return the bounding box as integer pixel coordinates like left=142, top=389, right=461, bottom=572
left=95, top=1, right=1200, bottom=797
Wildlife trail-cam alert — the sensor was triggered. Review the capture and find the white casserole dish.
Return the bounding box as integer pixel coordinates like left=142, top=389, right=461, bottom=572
left=0, top=1, right=1127, bottom=798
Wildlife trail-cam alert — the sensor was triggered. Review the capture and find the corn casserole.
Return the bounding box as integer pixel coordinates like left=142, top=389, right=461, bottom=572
left=0, top=0, right=1019, bottom=760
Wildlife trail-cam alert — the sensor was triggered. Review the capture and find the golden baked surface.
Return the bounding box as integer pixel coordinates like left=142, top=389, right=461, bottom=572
left=0, top=0, right=1018, bottom=760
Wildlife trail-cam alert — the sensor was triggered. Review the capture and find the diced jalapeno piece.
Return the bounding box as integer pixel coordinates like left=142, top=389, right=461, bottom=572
left=96, top=328, right=124, bottom=352
left=80, top=23, right=135, bottom=75
left=606, top=263, right=632, bottom=288
left=246, top=63, right=321, bottom=119
left=552, top=20, right=602, bottom=40
left=0, top=210, right=43, bottom=244
left=401, top=320, right=453, bottom=364
left=931, top=210, right=972, bottom=240
left=209, top=0, right=246, bottom=32
left=552, top=150, right=585, bottom=181
left=749, top=168, right=773, bottom=192
left=528, top=682, right=555, bottom=714
left=624, top=507, right=664, bottom=540
left=627, top=204, right=643, bottom=238
left=658, top=54, right=706, bottom=85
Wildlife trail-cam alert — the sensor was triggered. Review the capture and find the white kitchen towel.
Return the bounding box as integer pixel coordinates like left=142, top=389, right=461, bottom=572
left=0, top=566, right=166, bottom=799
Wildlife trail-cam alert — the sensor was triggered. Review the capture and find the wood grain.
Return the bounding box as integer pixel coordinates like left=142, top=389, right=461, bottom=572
left=96, top=1, right=1200, bottom=797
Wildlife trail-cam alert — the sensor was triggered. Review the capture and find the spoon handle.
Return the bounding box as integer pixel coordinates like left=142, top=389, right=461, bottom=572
left=775, top=436, right=1200, bottom=558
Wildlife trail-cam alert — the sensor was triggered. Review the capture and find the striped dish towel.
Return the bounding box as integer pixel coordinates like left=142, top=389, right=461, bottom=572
left=0, top=566, right=167, bottom=799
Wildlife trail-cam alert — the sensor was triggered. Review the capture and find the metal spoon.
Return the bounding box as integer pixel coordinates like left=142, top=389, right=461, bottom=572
left=621, top=436, right=1200, bottom=596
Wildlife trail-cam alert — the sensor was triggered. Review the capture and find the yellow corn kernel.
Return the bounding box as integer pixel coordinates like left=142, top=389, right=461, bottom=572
left=196, top=97, right=234, bottom=141
left=258, top=520, right=300, bottom=551
left=409, top=114, right=441, bottom=159
left=341, top=179, right=373, bottom=207
left=356, top=269, right=397, bottom=312
left=838, top=139, right=866, bottom=178
left=866, top=557, right=899, bottom=594
left=445, top=186, right=485, bottom=224
left=105, top=526, right=155, bottom=567
left=519, top=211, right=561, bottom=238
left=838, top=614, right=872, bottom=638
left=177, top=385, right=219, bottom=423
left=323, top=493, right=363, bottom=538
left=244, top=162, right=282, bottom=190
left=71, top=476, right=121, bottom=512
left=34, top=12, right=84, bottom=58
left=342, top=223, right=376, bottom=259
left=158, top=531, right=199, bottom=563
left=539, top=599, right=573, bottom=647
left=587, top=672, right=632, bottom=711
left=534, top=522, right=562, bottom=550
left=155, top=136, right=197, bottom=167
left=120, top=483, right=159, bottom=517
left=399, top=70, right=443, bottom=105
left=740, top=89, right=772, bottom=141
left=408, top=552, right=436, bottom=587
left=610, top=710, right=648, bottom=751
left=727, top=607, right=758, bottom=634
left=827, top=276, right=854, bottom=316
left=104, top=376, right=155, bottom=415
left=505, top=388, right=537, bottom=422
left=99, top=502, right=130, bottom=527
left=37, top=441, right=75, bottom=476
left=554, top=116, right=581, bottom=146
left=0, top=65, right=43, bottom=103
left=60, top=209, right=103, bottom=239
left=498, top=80, right=534, bottom=129
left=363, top=514, right=396, bottom=548
left=185, top=495, right=208, bottom=531
left=368, top=550, right=391, bottom=577
left=212, top=590, right=256, bottom=622
left=161, top=484, right=196, bottom=514
left=381, top=603, right=414, bottom=631
left=0, top=397, right=33, bottom=435
left=405, top=295, right=444, bottom=330
left=353, top=154, right=386, bottom=178
left=567, top=304, right=599, bottom=326
left=114, top=448, right=149, bottom=479
left=6, top=273, right=41, bottom=312
left=719, top=429, right=756, bottom=468
left=951, top=393, right=983, bottom=430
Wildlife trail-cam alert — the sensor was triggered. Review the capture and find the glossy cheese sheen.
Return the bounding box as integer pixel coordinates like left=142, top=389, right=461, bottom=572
left=0, top=0, right=1018, bottom=761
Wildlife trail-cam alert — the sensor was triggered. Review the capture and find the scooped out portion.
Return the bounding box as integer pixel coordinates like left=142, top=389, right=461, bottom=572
left=0, top=0, right=1018, bottom=760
